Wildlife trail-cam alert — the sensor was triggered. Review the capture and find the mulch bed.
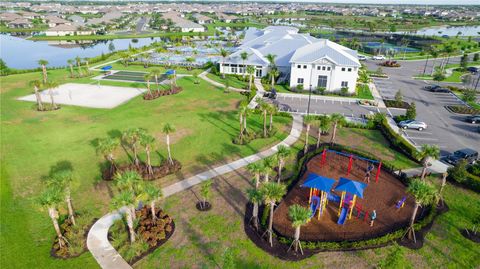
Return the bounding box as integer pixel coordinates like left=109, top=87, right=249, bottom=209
left=445, top=105, right=479, bottom=115
left=460, top=229, right=480, bottom=243
left=102, top=160, right=181, bottom=181
left=143, top=86, right=182, bottom=100
left=36, top=106, right=61, bottom=112
left=196, top=201, right=212, bottom=211
left=51, top=217, right=98, bottom=259
left=384, top=99, right=411, bottom=109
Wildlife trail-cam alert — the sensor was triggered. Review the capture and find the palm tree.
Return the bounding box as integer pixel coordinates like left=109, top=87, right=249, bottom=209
left=401, top=38, right=410, bottom=60
left=29, top=80, right=44, bottom=111
left=240, top=51, right=248, bottom=78
left=122, top=128, right=144, bottom=166
left=220, top=48, right=228, bottom=78
left=265, top=54, right=276, bottom=70
left=200, top=179, right=213, bottom=209
left=276, top=145, right=291, bottom=183
left=96, top=137, right=120, bottom=174
left=257, top=98, right=269, bottom=137
left=247, top=162, right=265, bottom=189
left=45, top=81, right=59, bottom=110
left=247, top=65, right=255, bottom=91
left=269, top=68, right=279, bottom=89
left=358, top=69, right=371, bottom=84
left=75, top=56, right=83, bottom=76
left=111, top=190, right=136, bottom=243
left=329, top=113, right=345, bottom=145
left=267, top=103, right=277, bottom=132
left=417, top=144, right=440, bottom=180
left=114, top=170, right=144, bottom=220
left=144, top=73, right=153, bottom=97
left=287, top=204, right=311, bottom=254
left=47, top=170, right=76, bottom=225
left=263, top=156, right=276, bottom=183
left=139, top=132, right=155, bottom=175
left=247, top=188, right=263, bottom=230
left=38, top=59, right=48, bottom=83
left=143, top=53, right=151, bottom=68
left=442, top=44, right=456, bottom=71
left=406, top=179, right=438, bottom=243
left=303, top=115, right=315, bottom=154
left=429, top=48, right=439, bottom=76
left=260, top=182, right=286, bottom=247
left=38, top=186, right=67, bottom=248
left=83, top=57, right=90, bottom=74
left=150, top=69, right=162, bottom=91
left=239, top=100, right=249, bottom=136
left=163, top=123, right=176, bottom=166
left=316, top=115, right=331, bottom=149
left=144, top=183, right=162, bottom=221
left=67, top=59, right=75, bottom=78
left=119, top=52, right=131, bottom=67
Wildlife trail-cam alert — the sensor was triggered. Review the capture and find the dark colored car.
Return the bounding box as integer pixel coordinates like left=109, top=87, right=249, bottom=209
left=263, top=89, right=277, bottom=99
left=424, top=85, right=450, bottom=93
left=467, top=66, right=479, bottom=73
left=466, top=115, right=480, bottom=124
left=445, top=148, right=479, bottom=165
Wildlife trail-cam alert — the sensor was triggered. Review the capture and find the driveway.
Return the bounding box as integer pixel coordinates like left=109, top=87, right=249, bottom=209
left=365, top=56, right=480, bottom=155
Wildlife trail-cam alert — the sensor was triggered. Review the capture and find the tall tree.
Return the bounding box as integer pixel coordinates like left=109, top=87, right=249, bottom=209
left=29, top=80, right=44, bottom=111
left=316, top=115, right=331, bottom=149
left=75, top=56, right=83, bottom=76
left=240, top=51, right=248, bottom=78
left=257, top=99, right=269, bottom=137
left=122, top=128, right=144, bottom=166
left=47, top=169, right=77, bottom=226
left=38, top=59, right=48, bottom=83
left=150, top=69, right=162, bottom=91
left=247, top=188, right=263, bottom=230
left=220, top=48, right=228, bottom=78
left=417, top=144, right=440, bottom=180
left=406, top=179, right=438, bottom=243
left=268, top=103, right=277, bottom=132
left=144, top=73, right=153, bottom=97
left=429, top=48, right=439, bottom=76
left=67, top=59, right=75, bottom=78
left=45, top=81, right=59, bottom=110
left=163, top=123, right=176, bottom=166
left=247, top=162, right=265, bottom=189
left=260, top=182, right=286, bottom=247
left=111, top=190, right=137, bottom=243
left=287, top=204, right=311, bottom=254
left=139, top=132, right=155, bottom=175
left=329, top=113, right=345, bottom=145
left=303, top=115, right=316, bottom=154
left=200, top=179, right=213, bottom=209
left=38, top=186, right=67, bottom=248
left=276, top=145, right=291, bottom=183
left=83, top=57, right=90, bottom=74
left=269, top=68, right=279, bottom=89
left=265, top=54, right=277, bottom=69
left=114, top=170, right=144, bottom=219
left=96, top=137, right=120, bottom=174
left=144, top=183, right=163, bottom=221
left=246, top=65, right=255, bottom=91
left=263, top=156, right=277, bottom=183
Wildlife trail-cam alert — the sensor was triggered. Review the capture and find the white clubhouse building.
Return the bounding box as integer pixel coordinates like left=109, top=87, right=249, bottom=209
left=220, top=26, right=360, bottom=94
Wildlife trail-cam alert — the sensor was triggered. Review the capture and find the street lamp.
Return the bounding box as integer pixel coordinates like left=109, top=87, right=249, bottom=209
left=307, top=84, right=312, bottom=116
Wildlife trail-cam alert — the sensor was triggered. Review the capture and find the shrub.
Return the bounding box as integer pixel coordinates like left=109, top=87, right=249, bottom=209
left=378, top=118, right=420, bottom=162
left=394, top=90, right=403, bottom=105
left=433, top=70, right=446, bottom=81
left=468, top=163, right=480, bottom=177
left=473, top=53, right=479, bottom=62
left=462, top=89, right=476, bottom=103
left=316, top=87, right=326, bottom=95
left=405, top=102, right=416, bottom=120
left=340, top=87, right=349, bottom=96
left=447, top=160, right=480, bottom=192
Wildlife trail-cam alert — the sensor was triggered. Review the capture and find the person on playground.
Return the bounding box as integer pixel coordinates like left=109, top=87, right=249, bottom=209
left=370, top=210, right=377, bottom=227
left=364, top=163, right=374, bottom=183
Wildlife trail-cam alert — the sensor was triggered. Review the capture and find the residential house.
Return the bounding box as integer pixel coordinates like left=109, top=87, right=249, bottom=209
left=7, top=18, right=33, bottom=28
left=45, top=24, right=93, bottom=36
left=192, top=13, right=213, bottom=24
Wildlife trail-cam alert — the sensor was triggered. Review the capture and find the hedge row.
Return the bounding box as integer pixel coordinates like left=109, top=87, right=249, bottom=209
left=378, top=118, right=420, bottom=162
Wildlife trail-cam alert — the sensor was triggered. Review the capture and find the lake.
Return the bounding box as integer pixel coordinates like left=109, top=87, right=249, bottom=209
left=397, top=25, right=480, bottom=37
left=0, top=34, right=160, bottom=70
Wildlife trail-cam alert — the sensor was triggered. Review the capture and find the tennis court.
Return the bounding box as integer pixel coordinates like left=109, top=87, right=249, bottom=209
left=102, top=71, right=167, bottom=83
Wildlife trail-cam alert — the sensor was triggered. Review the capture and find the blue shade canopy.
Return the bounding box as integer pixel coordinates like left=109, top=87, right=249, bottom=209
left=334, top=177, right=367, bottom=198
left=101, top=65, right=112, bottom=71
left=165, top=69, right=175, bottom=75
left=301, top=173, right=336, bottom=193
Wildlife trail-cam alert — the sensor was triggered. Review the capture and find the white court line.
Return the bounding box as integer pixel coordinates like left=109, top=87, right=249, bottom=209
left=408, top=137, right=439, bottom=141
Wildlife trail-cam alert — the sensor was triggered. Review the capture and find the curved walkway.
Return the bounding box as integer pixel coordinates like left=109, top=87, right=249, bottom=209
left=87, top=114, right=303, bottom=269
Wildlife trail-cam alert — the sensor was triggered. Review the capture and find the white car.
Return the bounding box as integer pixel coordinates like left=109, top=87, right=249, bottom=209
left=372, top=55, right=386, bottom=60
left=358, top=55, right=367, bottom=61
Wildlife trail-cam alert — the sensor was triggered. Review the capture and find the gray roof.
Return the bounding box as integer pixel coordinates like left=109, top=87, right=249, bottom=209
left=289, top=39, right=360, bottom=67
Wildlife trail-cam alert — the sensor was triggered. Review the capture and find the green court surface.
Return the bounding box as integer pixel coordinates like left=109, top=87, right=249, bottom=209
left=102, top=71, right=166, bottom=83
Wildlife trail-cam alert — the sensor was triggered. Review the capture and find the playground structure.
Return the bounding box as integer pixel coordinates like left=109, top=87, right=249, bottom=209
left=320, top=149, right=382, bottom=183
left=273, top=150, right=415, bottom=242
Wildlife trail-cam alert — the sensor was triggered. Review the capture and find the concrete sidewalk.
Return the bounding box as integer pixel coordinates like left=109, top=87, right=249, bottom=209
left=86, top=114, right=303, bottom=269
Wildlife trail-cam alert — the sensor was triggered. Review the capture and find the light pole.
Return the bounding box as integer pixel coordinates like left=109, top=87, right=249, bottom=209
left=307, top=84, right=312, bottom=116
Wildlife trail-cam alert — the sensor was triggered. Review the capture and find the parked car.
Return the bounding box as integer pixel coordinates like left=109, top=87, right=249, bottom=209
left=398, top=120, right=428, bottom=131
left=445, top=148, right=478, bottom=165
left=372, top=55, right=386, bottom=60
left=358, top=55, right=367, bottom=61
left=467, top=66, right=479, bottom=73
left=263, top=89, right=277, bottom=100
left=423, top=84, right=450, bottom=92
left=466, top=115, right=480, bottom=124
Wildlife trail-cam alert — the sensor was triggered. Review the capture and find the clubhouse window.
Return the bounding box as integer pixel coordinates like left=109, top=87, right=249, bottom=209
left=317, top=66, right=321, bottom=70
left=297, top=65, right=301, bottom=68
left=303, top=65, right=307, bottom=69
left=322, top=66, right=326, bottom=71
left=348, top=68, right=352, bottom=72
left=341, top=81, right=348, bottom=87
left=297, top=78, right=304, bottom=84
left=327, top=67, right=331, bottom=71
left=341, top=67, right=346, bottom=71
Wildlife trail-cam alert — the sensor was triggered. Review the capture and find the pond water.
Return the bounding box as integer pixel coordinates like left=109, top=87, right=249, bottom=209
left=0, top=34, right=160, bottom=69
left=397, top=25, right=480, bottom=37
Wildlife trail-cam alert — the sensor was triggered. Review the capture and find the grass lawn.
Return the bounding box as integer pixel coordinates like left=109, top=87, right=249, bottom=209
left=274, top=84, right=375, bottom=100
left=98, top=61, right=204, bottom=75
left=0, top=68, right=292, bottom=269
left=443, top=71, right=465, bottom=83
left=206, top=73, right=249, bottom=89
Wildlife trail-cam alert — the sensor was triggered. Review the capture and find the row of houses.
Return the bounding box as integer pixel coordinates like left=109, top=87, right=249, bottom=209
left=220, top=26, right=360, bottom=94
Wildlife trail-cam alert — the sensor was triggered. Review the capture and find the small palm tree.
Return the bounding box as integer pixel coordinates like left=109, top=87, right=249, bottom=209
left=200, top=179, right=213, bottom=209
left=150, top=69, right=162, bottom=91
left=303, top=115, right=316, bottom=154
left=114, top=170, right=144, bottom=219
left=75, top=56, right=83, bottom=76
left=329, top=113, right=345, bottom=145
left=163, top=123, right=176, bottom=166
left=247, top=162, right=265, bottom=189
left=47, top=170, right=76, bottom=226
left=83, top=57, right=90, bottom=74
left=247, top=188, right=263, bottom=230
left=406, top=179, right=438, bottom=243
left=276, top=145, right=291, bottom=183
left=122, top=128, right=144, bottom=166
left=287, top=204, right=311, bottom=254
left=38, top=186, right=67, bottom=248
left=316, top=115, right=331, bottom=149
left=96, top=137, right=120, bottom=174
left=267, top=103, right=277, bottom=132
left=143, top=183, right=163, bottom=221
left=45, top=81, right=59, bottom=110
left=260, top=182, right=286, bottom=247
left=265, top=54, right=276, bottom=69
left=144, top=73, right=153, bottom=97
left=417, top=144, right=440, bottom=180
left=220, top=48, right=228, bottom=78
left=38, top=59, right=48, bottom=83
left=257, top=98, right=269, bottom=137
left=111, top=190, right=137, bottom=243
left=246, top=65, right=255, bottom=91
left=263, top=156, right=277, bottom=183
left=67, top=59, right=75, bottom=78
left=269, top=68, right=279, bottom=89
left=139, top=132, right=155, bottom=175
left=240, top=51, right=248, bottom=78
left=29, top=80, right=44, bottom=111
left=239, top=100, right=249, bottom=137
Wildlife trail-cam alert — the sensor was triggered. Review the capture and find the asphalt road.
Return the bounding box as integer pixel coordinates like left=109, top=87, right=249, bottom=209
left=365, top=55, right=480, bottom=155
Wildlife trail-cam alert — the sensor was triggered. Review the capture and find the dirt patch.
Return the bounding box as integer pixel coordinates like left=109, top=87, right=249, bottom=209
left=196, top=201, right=212, bottom=211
